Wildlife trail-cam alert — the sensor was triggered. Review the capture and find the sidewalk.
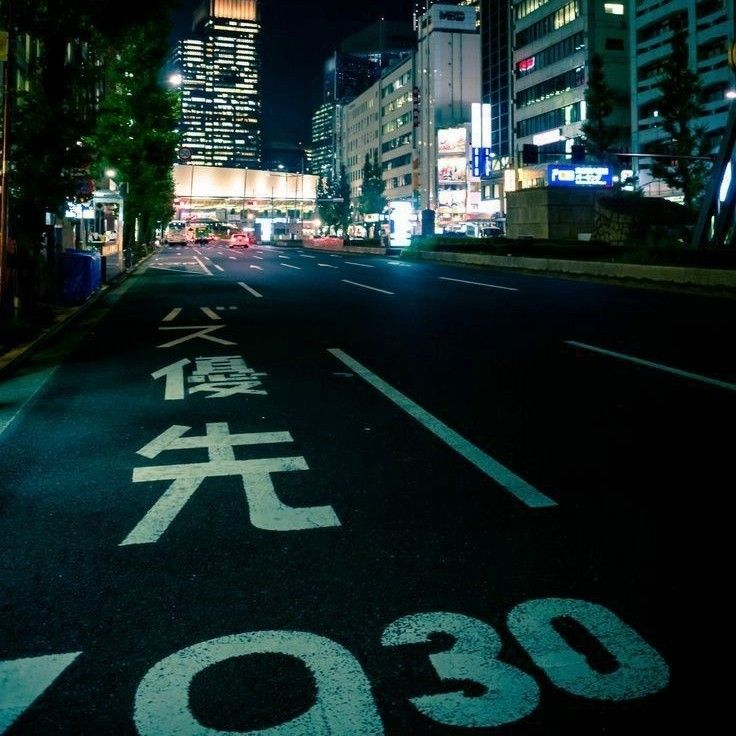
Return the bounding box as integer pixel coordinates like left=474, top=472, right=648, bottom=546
left=0, top=252, right=152, bottom=379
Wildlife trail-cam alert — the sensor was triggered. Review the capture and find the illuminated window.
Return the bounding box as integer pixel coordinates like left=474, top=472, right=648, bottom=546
left=604, top=3, right=624, bottom=14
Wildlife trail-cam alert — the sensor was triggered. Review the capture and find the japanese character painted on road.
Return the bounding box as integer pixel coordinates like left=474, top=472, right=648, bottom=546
left=156, top=325, right=237, bottom=349
left=120, top=423, right=340, bottom=545
left=151, top=356, right=267, bottom=400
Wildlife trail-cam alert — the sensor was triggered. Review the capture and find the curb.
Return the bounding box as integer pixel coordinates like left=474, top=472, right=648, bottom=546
left=0, top=251, right=155, bottom=379
left=408, top=251, right=736, bottom=291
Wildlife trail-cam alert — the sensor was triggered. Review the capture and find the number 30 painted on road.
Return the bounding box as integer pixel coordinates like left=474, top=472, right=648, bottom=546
left=0, top=599, right=670, bottom=735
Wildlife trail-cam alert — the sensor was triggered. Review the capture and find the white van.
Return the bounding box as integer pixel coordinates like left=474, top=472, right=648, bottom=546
left=163, top=221, right=188, bottom=245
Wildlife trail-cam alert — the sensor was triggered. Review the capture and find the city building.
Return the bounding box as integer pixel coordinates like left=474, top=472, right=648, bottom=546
left=631, top=0, right=735, bottom=197
left=512, top=0, right=631, bottom=189
left=479, top=0, right=513, bottom=213
left=341, top=2, right=486, bottom=240
left=309, top=102, right=341, bottom=180
left=416, top=2, right=482, bottom=225
left=170, top=0, right=262, bottom=168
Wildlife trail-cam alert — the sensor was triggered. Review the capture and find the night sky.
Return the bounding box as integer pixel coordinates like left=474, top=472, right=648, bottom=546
left=172, top=0, right=417, bottom=148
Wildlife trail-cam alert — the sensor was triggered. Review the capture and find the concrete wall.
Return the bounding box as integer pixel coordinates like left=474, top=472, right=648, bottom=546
left=506, top=187, right=604, bottom=240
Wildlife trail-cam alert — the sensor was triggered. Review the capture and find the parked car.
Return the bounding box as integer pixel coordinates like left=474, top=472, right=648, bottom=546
left=481, top=226, right=504, bottom=238
left=229, top=231, right=255, bottom=248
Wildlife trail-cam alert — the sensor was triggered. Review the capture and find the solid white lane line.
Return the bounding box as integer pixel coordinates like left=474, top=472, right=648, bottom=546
left=281, top=263, right=301, bottom=270
left=192, top=256, right=213, bottom=276
left=345, top=261, right=375, bottom=268
left=566, top=340, right=736, bottom=392
left=342, top=280, right=393, bottom=295
left=439, top=276, right=518, bottom=291
left=328, top=349, right=557, bottom=509
left=238, top=282, right=263, bottom=298
left=200, top=307, right=222, bottom=321
left=318, top=263, right=338, bottom=268
left=162, top=308, right=182, bottom=322
left=249, top=264, right=262, bottom=270
left=213, top=264, right=225, bottom=272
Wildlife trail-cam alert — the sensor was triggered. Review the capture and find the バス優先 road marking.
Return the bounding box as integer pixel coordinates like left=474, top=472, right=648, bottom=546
left=345, top=261, right=375, bottom=268
left=162, top=308, right=182, bottom=323
left=318, top=264, right=338, bottom=268
left=439, top=276, right=518, bottom=291
left=213, top=264, right=225, bottom=272
left=200, top=307, right=221, bottom=321
left=192, top=256, right=212, bottom=275
left=282, top=263, right=301, bottom=270
left=328, top=349, right=556, bottom=509
left=566, top=340, right=736, bottom=392
left=341, top=280, right=393, bottom=295
left=238, top=282, right=263, bottom=298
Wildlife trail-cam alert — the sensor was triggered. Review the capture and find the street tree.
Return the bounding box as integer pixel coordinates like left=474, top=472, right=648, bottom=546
left=335, top=166, right=352, bottom=236
left=649, top=20, right=711, bottom=212
left=358, top=152, right=386, bottom=238
left=316, top=173, right=337, bottom=233
left=581, top=53, right=621, bottom=162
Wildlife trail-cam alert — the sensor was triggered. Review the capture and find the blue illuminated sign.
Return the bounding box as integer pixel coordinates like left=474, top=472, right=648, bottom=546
left=470, top=147, right=493, bottom=178
left=547, top=164, right=612, bottom=188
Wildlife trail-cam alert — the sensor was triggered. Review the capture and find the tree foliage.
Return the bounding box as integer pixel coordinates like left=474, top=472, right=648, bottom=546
left=358, top=152, right=386, bottom=238
left=581, top=53, right=621, bottom=161
left=7, top=0, right=178, bottom=251
left=649, top=21, right=711, bottom=211
left=316, top=167, right=351, bottom=235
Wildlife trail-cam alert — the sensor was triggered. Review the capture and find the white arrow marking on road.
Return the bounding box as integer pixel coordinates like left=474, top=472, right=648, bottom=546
left=318, top=264, right=338, bottom=268
left=162, top=308, right=182, bottom=322
left=282, top=263, right=301, bottom=270
left=192, top=256, right=212, bottom=275
left=328, top=349, right=557, bottom=509
left=0, top=652, right=82, bottom=733
left=238, top=282, right=263, bottom=297
left=566, top=340, right=736, bottom=392
left=439, top=276, right=518, bottom=291
left=342, top=280, right=393, bottom=295
left=345, top=261, right=375, bottom=268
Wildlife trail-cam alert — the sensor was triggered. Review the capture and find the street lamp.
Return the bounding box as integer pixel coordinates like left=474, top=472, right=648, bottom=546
left=168, top=73, right=183, bottom=87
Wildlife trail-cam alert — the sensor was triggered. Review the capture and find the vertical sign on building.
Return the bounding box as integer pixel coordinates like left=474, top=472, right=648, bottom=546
left=470, top=102, right=492, bottom=177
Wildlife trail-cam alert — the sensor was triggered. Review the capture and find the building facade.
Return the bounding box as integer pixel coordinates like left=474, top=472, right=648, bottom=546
left=512, top=0, right=630, bottom=189
left=631, top=0, right=735, bottom=196
left=172, top=0, right=262, bottom=168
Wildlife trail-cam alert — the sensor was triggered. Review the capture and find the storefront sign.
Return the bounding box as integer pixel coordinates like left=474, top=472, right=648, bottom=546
left=547, top=164, right=612, bottom=188
left=470, top=148, right=493, bottom=178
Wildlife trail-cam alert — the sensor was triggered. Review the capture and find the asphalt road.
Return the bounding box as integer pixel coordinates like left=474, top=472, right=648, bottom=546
left=0, top=240, right=727, bottom=734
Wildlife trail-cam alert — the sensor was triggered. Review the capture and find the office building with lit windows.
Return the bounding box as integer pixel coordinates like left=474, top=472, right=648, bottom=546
left=172, top=0, right=262, bottom=168
left=513, top=0, right=630, bottom=187
left=631, top=0, right=735, bottom=197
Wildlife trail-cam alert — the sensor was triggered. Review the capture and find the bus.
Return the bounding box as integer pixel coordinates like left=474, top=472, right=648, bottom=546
left=163, top=220, right=187, bottom=245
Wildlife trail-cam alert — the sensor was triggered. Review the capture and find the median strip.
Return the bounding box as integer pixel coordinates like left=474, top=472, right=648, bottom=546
left=328, top=348, right=556, bottom=509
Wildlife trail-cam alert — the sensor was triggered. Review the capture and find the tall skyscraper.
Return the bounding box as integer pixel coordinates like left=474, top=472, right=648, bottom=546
left=172, top=0, right=262, bottom=168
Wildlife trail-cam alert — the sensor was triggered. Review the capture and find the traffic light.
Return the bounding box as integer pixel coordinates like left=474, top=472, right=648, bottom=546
left=522, top=144, right=539, bottom=165
left=571, top=144, right=586, bottom=163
